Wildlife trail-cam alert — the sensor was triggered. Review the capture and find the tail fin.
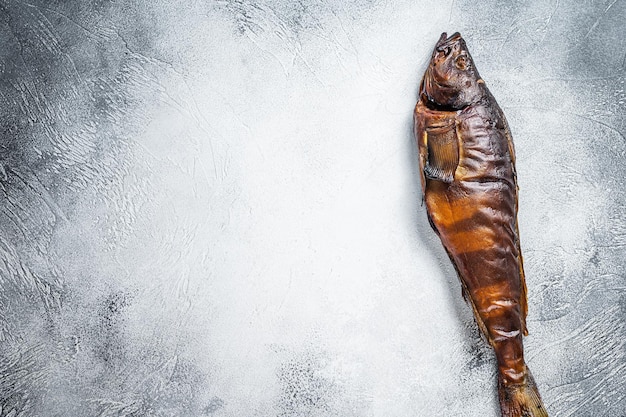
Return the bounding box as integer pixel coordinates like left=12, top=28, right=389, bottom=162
left=498, top=368, right=548, bottom=417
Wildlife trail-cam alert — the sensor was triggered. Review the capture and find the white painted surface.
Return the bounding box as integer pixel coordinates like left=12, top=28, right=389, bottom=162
left=1, top=1, right=624, bottom=415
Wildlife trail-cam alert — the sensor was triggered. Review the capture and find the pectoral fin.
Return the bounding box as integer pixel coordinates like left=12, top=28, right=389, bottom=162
left=424, top=123, right=459, bottom=183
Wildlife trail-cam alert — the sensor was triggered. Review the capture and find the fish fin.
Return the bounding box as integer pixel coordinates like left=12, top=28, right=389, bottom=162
left=498, top=368, right=549, bottom=417
left=443, top=246, right=493, bottom=344
left=517, top=233, right=529, bottom=336
left=415, top=107, right=428, bottom=196
left=465, top=282, right=492, bottom=344
left=502, top=112, right=529, bottom=335
left=423, top=122, right=459, bottom=183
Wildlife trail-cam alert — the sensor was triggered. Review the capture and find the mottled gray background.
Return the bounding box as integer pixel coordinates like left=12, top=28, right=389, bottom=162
left=0, top=0, right=624, bottom=416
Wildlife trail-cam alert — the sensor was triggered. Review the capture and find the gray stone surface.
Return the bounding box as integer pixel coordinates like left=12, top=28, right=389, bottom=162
left=0, top=0, right=624, bottom=415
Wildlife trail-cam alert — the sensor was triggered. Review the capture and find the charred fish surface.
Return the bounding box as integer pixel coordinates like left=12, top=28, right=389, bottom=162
left=414, top=33, right=548, bottom=417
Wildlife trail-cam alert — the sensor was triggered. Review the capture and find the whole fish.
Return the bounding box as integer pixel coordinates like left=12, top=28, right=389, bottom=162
left=414, top=32, right=548, bottom=417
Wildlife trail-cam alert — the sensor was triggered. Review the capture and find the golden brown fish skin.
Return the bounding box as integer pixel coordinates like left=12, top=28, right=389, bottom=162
left=415, top=33, right=548, bottom=416
left=416, top=95, right=526, bottom=384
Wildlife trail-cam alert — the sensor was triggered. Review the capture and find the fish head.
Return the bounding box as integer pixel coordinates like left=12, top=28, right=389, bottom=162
left=420, top=32, right=483, bottom=110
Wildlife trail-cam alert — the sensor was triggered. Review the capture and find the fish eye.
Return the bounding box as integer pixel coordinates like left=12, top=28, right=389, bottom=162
left=436, top=46, right=452, bottom=57
left=455, top=55, right=468, bottom=70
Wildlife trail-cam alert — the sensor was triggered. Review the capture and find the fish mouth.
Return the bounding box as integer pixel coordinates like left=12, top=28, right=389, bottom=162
left=436, top=32, right=463, bottom=50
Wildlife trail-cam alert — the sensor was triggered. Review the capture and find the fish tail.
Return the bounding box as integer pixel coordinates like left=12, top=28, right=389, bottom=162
left=497, top=367, right=548, bottom=417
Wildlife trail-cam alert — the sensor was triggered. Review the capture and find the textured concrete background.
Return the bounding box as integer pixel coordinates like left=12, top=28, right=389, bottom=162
left=0, top=0, right=624, bottom=416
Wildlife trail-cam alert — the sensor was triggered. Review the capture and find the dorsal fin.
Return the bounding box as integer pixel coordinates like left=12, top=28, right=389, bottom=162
left=501, top=112, right=528, bottom=335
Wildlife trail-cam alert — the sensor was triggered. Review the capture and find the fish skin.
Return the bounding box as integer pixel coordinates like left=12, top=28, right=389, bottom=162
left=414, top=33, right=548, bottom=417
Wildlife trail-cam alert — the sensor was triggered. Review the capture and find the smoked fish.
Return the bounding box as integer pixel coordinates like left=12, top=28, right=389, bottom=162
left=414, top=32, right=548, bottom=417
